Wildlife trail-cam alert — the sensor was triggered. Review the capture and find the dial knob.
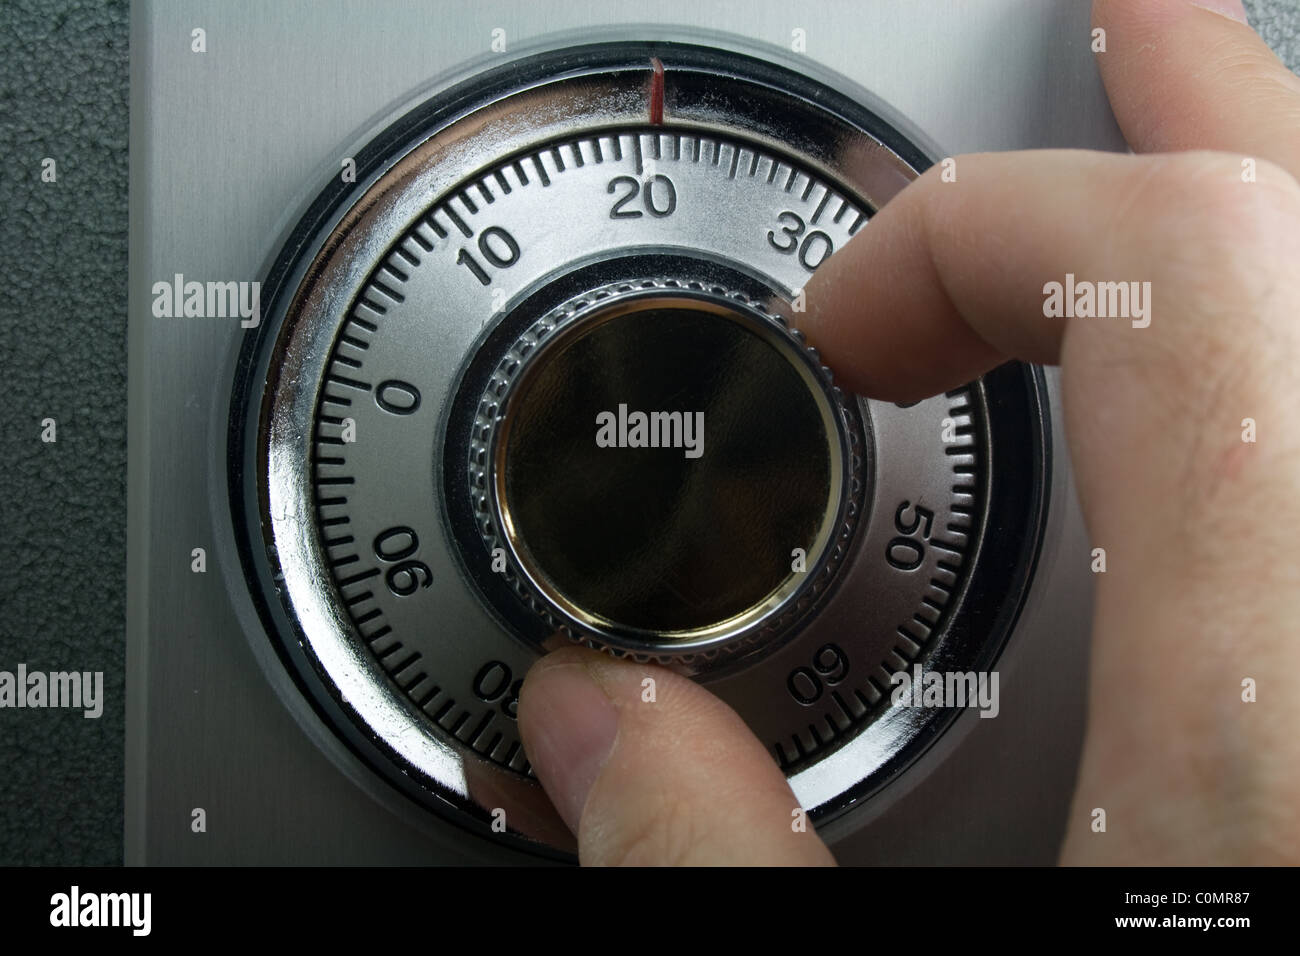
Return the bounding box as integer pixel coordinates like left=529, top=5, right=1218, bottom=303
left=231, top=40, right=1049, bottom=857
left=467, top=277, right=863, bottom=661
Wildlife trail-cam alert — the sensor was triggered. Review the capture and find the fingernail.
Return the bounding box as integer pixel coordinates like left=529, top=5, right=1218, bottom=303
left=518, top=659, right=619, bottom=832
left=1189, top=0, right=1249, bottom=24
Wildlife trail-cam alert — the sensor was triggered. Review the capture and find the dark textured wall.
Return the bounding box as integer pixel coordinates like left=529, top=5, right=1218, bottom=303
left=0, top=0, right=129, bottom=865
left=0, top=0, right=1294, bottom=866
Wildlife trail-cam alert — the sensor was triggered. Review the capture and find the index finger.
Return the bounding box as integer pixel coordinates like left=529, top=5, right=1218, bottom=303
left=800, top=148, right=1243, bottom=401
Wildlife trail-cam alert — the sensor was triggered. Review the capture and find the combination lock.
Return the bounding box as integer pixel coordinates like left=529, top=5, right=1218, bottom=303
left=230, top=41, right=1053, bottom=861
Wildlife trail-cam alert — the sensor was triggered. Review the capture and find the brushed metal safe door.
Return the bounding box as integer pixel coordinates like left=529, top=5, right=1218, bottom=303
left=127, top=0, right=1119, bottom=864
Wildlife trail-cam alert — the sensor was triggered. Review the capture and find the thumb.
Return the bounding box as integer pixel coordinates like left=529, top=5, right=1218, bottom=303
left=517, top=646, right=836, bottom=866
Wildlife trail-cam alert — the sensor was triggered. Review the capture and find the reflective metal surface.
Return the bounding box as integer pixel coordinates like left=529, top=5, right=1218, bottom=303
left=233, top=41, right=1045, bottom=856
left=130, top=0, right=1115, bottom=865
left=479, top=281, right=857, bottom=657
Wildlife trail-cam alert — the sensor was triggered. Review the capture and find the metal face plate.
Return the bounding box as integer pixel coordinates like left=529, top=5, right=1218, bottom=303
left=130, top=2, right=1118, bottom=865
left=230, top=42, right=1048, bottom=858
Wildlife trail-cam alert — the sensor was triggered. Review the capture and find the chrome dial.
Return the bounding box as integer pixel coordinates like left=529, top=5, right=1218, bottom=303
left=231, top=41, right=1048, bottom=858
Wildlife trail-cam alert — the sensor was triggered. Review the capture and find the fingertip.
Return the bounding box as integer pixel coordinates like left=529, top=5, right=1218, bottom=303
left=1095, top=0, right=1249, bottom=31
left=517, top=648, right=621, bottom=833
left=519, top=646, right=836, bottom=864
left=1189, top=0, right=1250, bottom=24
left=1092, top=0, right=1300, bottom=181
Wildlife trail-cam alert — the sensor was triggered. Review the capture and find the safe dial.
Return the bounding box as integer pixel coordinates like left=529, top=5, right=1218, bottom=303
left=230, top=40, right=1049, bottom=859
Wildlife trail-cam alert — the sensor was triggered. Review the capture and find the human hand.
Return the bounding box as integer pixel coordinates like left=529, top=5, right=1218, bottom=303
left=517, top=0, right=1300, bottom=865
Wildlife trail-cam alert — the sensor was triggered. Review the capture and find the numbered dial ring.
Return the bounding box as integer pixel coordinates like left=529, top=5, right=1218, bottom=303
left=232, top=42, right=1048, bottom=859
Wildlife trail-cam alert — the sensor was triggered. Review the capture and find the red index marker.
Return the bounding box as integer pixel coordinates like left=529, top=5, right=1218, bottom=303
left=649, top=56, right=664, bottom=125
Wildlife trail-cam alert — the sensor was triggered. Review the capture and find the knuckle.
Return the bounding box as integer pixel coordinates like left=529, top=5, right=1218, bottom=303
left=1132, top=153, right=1300, bottom=270
left=1101, top=153, right=1300, bottom=357
left=1066, top=151, right=1300, bottom=542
